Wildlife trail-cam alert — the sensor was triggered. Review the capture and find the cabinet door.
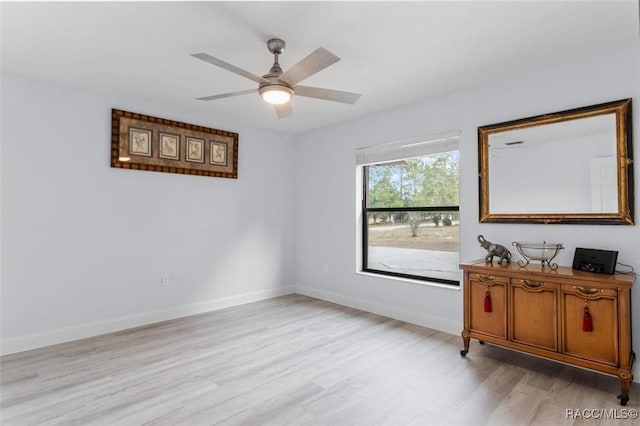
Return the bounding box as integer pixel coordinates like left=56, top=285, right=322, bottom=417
left=510, top=279, right=558, bottom=351
left=561, top=285, right=619, bottom=366
left=468, top=273, right=507, bottom=339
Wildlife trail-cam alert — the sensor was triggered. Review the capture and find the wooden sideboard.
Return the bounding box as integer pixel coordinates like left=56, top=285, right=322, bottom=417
left=460, top=260, right=635, bottom=405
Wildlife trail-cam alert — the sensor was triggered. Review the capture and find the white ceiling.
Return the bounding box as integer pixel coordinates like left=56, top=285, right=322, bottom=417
left=1, top=1, right=638, bottom=134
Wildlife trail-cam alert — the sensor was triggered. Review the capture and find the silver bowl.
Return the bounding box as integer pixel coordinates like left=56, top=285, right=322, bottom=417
left=512, top=241, right=564, bottom=270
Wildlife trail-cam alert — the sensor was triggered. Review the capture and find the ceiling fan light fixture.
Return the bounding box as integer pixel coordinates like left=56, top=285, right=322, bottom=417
left=259, top=85, right=293, bottom=105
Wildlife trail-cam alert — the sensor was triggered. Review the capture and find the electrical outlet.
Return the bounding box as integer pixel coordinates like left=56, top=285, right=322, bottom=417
left=323, top=264, right=329, bottom=273
left=161, top=275, right=171, bottom=286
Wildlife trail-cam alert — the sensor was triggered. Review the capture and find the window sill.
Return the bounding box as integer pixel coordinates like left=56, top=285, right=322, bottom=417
left=356, top=270, right=461, bottom=291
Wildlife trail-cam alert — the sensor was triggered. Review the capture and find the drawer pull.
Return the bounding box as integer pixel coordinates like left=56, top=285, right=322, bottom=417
left=574, top=286, right=602, bottom=295
left=523, top=280, right=543, bottom=289
left=478, top=275, right=495, bottom=283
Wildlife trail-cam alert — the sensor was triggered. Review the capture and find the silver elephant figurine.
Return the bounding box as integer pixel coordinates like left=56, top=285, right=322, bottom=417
left=477, top=234, right=512, bottom=264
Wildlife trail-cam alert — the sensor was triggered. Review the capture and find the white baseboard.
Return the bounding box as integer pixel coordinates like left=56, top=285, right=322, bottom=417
left=296, top=285, right=461, bottom=336
left=1, top=286, right=295, bottom=356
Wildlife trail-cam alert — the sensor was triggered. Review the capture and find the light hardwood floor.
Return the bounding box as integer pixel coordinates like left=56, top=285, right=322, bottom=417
left=1, top=295, right=638, bottom=425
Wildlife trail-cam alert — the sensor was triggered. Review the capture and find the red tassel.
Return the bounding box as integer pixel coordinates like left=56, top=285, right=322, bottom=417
left=484, top=291, right=492, bottom=313
left=583, top=305, right=593, bottom=332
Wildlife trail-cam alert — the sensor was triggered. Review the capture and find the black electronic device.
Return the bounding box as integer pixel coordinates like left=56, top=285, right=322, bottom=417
left=572, top=248, right=618, bottom=275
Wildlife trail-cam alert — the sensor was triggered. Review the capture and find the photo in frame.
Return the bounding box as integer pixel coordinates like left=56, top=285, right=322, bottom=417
left=210, top=141, right=228, bottom=166
left=186, top=137, right=205, bottom=163
left=129, top=127, right=152, bottom=157
left=159, top=132, right=180, bottom=160
left=111, top=109, right=238, bottom=178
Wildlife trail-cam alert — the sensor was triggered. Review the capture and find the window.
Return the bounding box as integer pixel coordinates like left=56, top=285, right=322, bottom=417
left=357, top=133, right=460, bottom=285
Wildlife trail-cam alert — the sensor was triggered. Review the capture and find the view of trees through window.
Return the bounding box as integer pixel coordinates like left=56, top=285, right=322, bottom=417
left=363, top=151, right=460, bottom=284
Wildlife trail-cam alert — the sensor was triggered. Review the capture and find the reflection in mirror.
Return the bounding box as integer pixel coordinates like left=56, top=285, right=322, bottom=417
left=479, top=99, right=633, bottom=224
left=489, top=114, right=617, bottom=213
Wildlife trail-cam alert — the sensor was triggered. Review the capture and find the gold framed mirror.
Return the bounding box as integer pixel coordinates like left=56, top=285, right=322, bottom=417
left=478, top=98, right=633, bottom=224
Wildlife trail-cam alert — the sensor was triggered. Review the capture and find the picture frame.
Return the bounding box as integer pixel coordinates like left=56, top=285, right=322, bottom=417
left=111, top=109, right=238, bottom=178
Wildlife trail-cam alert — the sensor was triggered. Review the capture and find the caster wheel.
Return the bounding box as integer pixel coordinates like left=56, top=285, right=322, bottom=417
left=460, top=349, right=468, bottom=357
left=617, top=394, right=629, bottom=406
left=479, top=341, right=485, bottom=345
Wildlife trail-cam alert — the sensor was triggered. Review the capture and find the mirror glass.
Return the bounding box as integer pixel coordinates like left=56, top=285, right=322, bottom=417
left=478, top=99, right=633, bottom=224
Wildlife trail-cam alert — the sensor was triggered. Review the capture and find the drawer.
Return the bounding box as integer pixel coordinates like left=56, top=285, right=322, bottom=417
left=562, top=284, right=617, bottom=299
left=511, top=278, right=555, bottom=289
left=469, top=273, right=508, bottom=285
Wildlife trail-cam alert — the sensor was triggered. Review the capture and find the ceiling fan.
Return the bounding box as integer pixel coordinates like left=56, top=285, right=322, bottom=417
left=191, top=38, right=362, bottom=118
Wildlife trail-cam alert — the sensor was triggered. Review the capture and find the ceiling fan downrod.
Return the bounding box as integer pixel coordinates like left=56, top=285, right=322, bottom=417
left=266, top=38, right=286, bottom=76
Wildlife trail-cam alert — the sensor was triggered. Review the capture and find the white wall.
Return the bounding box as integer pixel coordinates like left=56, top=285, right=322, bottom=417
left=293, top=43, right=640, bottom=376
left=1, top=72, right=296, bottom=353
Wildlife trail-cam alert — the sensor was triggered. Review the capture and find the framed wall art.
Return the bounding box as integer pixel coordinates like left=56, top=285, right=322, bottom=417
left=111, top=109, right=238, bottom=178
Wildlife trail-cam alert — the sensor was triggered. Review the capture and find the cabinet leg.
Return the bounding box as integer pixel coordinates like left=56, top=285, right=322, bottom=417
left=617, top=371, right=633, bottom=406
left=460, top=331, right=470, bottom=357
left=617, top=392, right=629, bottom=406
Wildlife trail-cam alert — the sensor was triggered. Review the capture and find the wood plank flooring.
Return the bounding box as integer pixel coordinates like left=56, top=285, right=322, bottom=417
left=1, top=295, right=638, bottom=425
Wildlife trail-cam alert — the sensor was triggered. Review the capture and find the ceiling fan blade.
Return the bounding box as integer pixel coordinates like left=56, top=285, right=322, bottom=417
left=279, top=48, right=340, bottom=85
left=295, top=85, right=362, bottom=104
left=196, top=89, right=257, bottom=101
left=274, top=103, right=293, bottom=118
left=191, top=53, right=267, bottom=84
